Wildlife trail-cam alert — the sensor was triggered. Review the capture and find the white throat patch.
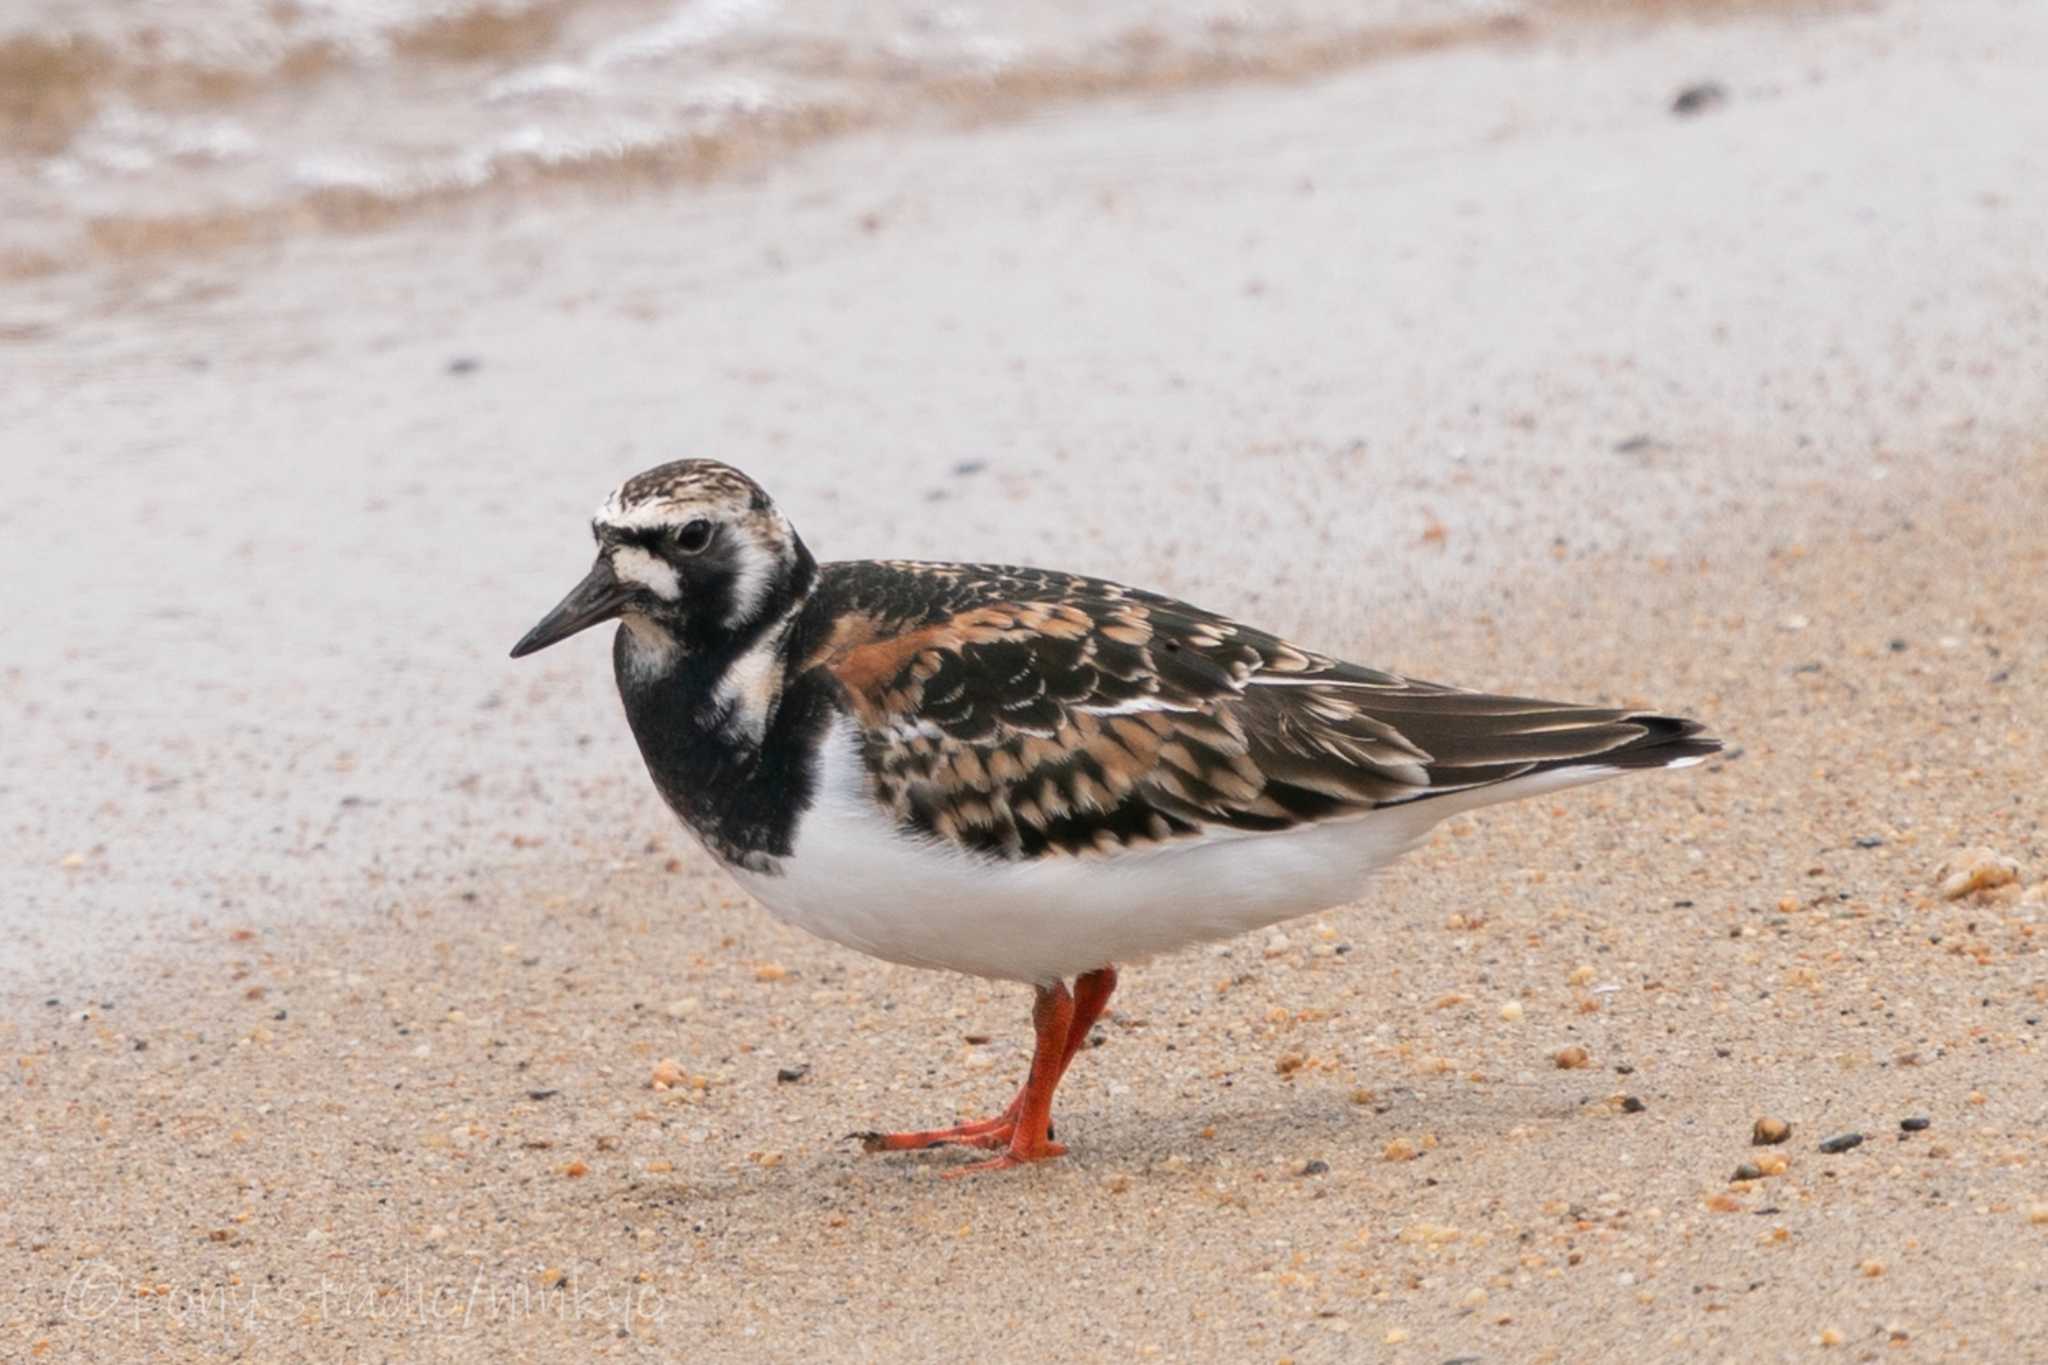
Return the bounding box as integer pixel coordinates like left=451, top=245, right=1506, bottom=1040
left=618, top=612, right=681, bottom=680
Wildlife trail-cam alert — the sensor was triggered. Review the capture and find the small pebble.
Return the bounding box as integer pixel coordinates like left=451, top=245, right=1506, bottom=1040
left=1620, top=1096, right=1646, bottom=1114
left=1732, top=1162, right=1763, bottom=1181
left=1752, top=1116, right=1792, bottom=1145
left=1671, top=82, right=1728, bottom=117
left=1299, top=1159, right=1329, bottom=1177
left=1935, top=847, right=2020, bottom=900
left=1817, top=1132, right=1864, bottom=1154
left=1553, top=1045, right=1590, bottom=1070
left=650, top=1057, right=686, bottom=1090
left=776, top=1064, right=810, bottom=1084
left=1900, top=1116, right=1931, bottom=1132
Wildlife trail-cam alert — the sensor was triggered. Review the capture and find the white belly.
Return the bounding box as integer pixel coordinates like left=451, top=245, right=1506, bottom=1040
left=727, top=716, right=1459, bottom=984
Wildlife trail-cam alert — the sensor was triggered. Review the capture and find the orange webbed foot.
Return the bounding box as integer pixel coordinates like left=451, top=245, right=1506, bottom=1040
left=942, top=1139, right=1068, bottom=1178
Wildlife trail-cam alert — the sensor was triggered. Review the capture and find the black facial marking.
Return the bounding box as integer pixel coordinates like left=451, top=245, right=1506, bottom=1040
left=615, top=633, right=832, bottom=869
left=607, top=523, right=821, bottom=867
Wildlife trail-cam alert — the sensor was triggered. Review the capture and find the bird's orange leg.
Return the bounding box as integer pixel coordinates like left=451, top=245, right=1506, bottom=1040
left=1059, top=965, right=1118, bottom=1081
left=945, top=979, right=1076, bottom=1176
left=855, top=966, right=1117, bottom=1166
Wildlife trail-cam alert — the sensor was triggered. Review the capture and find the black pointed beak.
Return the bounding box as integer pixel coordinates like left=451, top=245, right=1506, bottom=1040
left=510, top=558, right=632, bottom=659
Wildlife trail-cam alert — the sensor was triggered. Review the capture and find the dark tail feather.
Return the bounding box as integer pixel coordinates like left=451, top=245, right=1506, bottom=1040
left=1379, top=710, right=1723, bottom=809
left=1593, top=714, right=1723, bottom=771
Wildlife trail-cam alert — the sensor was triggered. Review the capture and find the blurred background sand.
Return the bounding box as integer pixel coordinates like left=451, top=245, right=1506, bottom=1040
left=4, top=0, right=2046, bottom=1360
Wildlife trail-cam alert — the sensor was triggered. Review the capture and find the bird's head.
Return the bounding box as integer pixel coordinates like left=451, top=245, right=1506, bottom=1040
left=510, top=459, right=814, bottom=664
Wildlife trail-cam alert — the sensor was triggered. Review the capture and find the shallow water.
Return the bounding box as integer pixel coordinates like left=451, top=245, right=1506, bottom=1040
left=3, top=0, right=1532, bottom=274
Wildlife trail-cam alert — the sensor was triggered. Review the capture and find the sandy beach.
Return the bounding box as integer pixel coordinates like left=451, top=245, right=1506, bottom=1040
left=6, top=0, right=2048, bottom=1360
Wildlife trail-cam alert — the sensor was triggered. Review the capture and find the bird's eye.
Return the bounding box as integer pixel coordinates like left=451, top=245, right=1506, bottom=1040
left=672, top=519, right=714, bottom=555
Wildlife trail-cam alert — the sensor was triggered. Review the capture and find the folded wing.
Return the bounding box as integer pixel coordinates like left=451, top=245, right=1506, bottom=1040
left=802, top=563, right=1718, bottom=860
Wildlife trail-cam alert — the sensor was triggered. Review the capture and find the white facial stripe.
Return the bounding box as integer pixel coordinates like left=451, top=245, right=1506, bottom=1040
left=610, top=545, right=681, bottom=600
left=722, top=531, right=781, bottom=628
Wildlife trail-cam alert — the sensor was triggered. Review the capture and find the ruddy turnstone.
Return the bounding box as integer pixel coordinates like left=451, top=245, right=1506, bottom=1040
left=511, top=460, right=1720, bottom=1174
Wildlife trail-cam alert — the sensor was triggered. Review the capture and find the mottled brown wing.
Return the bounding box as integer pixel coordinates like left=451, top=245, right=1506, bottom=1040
left=802, top=564, right=1716, bottom=860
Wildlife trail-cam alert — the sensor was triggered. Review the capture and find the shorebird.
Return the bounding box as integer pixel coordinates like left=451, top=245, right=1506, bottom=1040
left=511, top=459, right=1719, bottom=1174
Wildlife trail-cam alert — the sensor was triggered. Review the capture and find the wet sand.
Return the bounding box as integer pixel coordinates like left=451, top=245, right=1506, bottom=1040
left=6, top=1, right=2048, bottom=1360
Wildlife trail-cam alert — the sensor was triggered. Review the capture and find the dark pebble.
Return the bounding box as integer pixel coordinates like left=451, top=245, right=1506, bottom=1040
left=1818, top=1132, right=1865, bottom=1154
left=1854, top=836, right=1885, bottom=849
left=526, top=1089, right=560, bottom=1102
left=133, top=1039, right=149, bottom=1051
left=776, top=1064, right=810, bottom=1084
left=1900, top=1116, right=1931, bottom=1132
left=952, top=460, right=988, bottom=477
left=1299, top=1159, right=1330, bottom=1177
left=1670, top=82, right=1728, bottom=117
left=1732, top=1162, right=1763, bottom=1181
left=1621, top=1096, right=1647, bottom=1114
left=446, top=356, right=480, bottom=375
left=45, top=998, right=59, bottom=1007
